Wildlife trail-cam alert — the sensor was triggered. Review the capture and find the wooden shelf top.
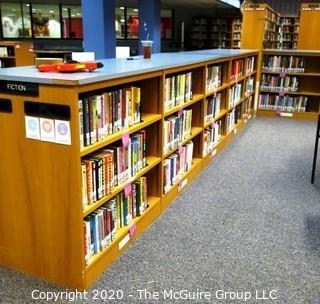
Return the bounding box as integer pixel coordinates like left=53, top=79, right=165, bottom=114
left=0, top=49, right=258, bottom=86
left=263, top=49, right=320, bottom=56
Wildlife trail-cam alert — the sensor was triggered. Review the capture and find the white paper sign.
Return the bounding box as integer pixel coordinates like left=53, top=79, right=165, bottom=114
left=25, top=116, right=40, bottom=140
left=55, top=120, right=71, bottom=145
left=40, top=118, right=55, bottom=142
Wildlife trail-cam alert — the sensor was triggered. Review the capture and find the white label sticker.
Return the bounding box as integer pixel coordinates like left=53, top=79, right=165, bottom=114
left=280, top=112, right=293, bottom=118
left=119, top=233, right=130, bottom=250
left=211, top=149, right=217, bottom=157
left=40, top=118, right=55, bottom=142
left=178, top=179, right=188, bottom=192
left=25, top=116, right=40, bottom=140
left=54, top=120, right=71, bottom=145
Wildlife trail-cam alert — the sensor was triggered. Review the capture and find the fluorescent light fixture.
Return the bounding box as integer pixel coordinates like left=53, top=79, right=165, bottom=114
left=219, top=0, right=240, bottom=8
left=120, top=7, right=125, bottom=10
left=133, top=9, right=139, bottom=12
left=63, top=8, right=68, bottom=11
left=49, top=10, right=54, bottom=13
left=26, top=4, right=30, bottom=6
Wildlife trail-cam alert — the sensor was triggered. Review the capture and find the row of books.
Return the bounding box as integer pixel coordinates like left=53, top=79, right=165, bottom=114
left=204, top=93, right=221, bottom=122
left=79, top=86, right=141, bottom=148
left=262, top=56, right=305, bottom=72
left=245, top=77, right=254, bottom=94
left=203, top=120, right=222, bottom=156
left=258, top=94, right=307, bottom=112
left=229, top=84, right=242, bottom=108
left=207, top=65, right=222, bottom=93
left=163, top=109, right=192, bottom=154
left=246, top=56, right=255, bottom=75
left=0, top=47, right=11, bottom=57
left=243, top=96, right=253, bottom=116
left=163, top=141, right=194, bottom=193
left=227, top=106, right=241, bottom=132
left=83, top=177, right=148, bottom=265
left=164, top=72, right=193, bottom=111
left=81, top=130, right=146, bottom=209
left=260, top=75, right=299, bottom=92
left=231, top=59, right=244, bottom=80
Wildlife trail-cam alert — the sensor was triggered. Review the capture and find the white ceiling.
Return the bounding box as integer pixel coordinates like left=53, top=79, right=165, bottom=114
left=116, top=0, right=238, bottom=9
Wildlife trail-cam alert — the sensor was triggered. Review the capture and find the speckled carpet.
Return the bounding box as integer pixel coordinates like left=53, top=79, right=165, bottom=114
left=1, top=117, right=320, bottom=304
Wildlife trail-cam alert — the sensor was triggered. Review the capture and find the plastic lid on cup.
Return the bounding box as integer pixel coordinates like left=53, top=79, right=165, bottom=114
left=141, top=40, right=153, bottom=46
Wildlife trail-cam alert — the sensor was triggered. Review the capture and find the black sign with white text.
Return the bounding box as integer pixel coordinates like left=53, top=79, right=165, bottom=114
left=0, top=80, right=39, bottom=96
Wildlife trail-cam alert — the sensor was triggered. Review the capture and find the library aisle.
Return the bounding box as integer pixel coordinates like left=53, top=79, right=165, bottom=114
left=1, top=118, right=320, bottom=304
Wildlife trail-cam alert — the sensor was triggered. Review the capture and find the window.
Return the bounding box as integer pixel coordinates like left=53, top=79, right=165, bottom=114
left=126, top=8, right=139, bottom=39
left=1, top=3, right=31, bottom=38
left=161, top=9, right=173, bottom=40
left=115, top=7, right=125, bottom=39
left=115, top=7, right=173, bottom=40
left=62, top=5, right=82, bottom=38
left=32, top=4, right=61, bottom=38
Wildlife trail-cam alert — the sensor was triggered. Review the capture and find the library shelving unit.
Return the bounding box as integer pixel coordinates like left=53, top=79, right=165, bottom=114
left=0, top=49, right=258, bottom=289
left=241, top=3, right=280, bottom=50
left=190, top=17, right=208, bottom=49
left=297, top=3, right=320, bottom=50
left=0, top=41, right=34, bottom=68
left=208, top=18, right=231, bottom=49
left=231, top=18, right=242, bottom=49
left=278, top=15, right=299, bottom=50
left=257, top=49, right=320, bottom=121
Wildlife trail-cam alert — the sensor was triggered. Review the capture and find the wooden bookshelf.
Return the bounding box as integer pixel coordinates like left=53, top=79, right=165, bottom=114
left=278, top=15, right=299, bottom=50
left=0, top=41, right=34, bottom=67
left=0, top=50, right=258, bottom=289
left=191, top=17, right=241, bottom=50
left=257, top=49, right=320, bottom=120
left=231, top=18, right=242, bottom=49
left=241, top=3, right=280, bottom=50
left=297, top=3, right=320, bottom=50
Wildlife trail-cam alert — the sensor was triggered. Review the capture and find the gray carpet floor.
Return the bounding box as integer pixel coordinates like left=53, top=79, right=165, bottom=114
left=1, top=117, right=320, bottom=304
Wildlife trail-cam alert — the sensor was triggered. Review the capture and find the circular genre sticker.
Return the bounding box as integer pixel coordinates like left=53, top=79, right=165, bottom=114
left=28, top=119, right=38, bottom=131
left=42, top=120, right=52, bottom=133
left=57, top=122, right=68, bottom=136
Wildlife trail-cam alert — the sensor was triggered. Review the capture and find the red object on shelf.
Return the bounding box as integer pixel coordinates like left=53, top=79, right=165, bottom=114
left=38, top=61, right=104, bottom=73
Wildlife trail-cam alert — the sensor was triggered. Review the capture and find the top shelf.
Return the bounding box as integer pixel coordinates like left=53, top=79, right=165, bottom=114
left=0, top=50, right=259, bottom=86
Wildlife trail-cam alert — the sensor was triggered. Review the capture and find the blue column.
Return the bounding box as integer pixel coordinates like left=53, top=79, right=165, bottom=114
left=138, top=0, right=161, bottom=54
left=81, top=0, right=116, bottom=59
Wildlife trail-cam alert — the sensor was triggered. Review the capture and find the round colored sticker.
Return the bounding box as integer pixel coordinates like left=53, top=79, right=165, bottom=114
left=27, top=119, right=38, bottom=131
left=42, top=120, right=52, bottom=133
left=57, top=122, right=68, bottom=136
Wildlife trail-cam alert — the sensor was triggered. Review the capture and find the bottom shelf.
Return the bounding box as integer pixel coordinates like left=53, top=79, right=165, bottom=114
left=162, top=158, right=202, bottom=212
left=85, top=195, right=161, bottom=288
left=256, top=109, right=318, bottom=121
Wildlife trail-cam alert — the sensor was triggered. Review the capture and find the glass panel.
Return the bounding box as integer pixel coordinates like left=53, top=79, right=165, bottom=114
left=116, top=7, right=125, bottom=39
left=126, top=8, right=139, bottom=39
left=62, top=5, right=82, bottom=38
left=1, top=3, right=22, bottom=38
left=21, top=4, right=32, bottom=37
left=32, top=4, right=61, bottom=38
left=161, top=9, right=173, bottom=40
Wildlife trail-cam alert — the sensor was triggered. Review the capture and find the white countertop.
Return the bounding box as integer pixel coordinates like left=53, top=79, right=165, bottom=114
left=0, top=49, right=258, bottom=86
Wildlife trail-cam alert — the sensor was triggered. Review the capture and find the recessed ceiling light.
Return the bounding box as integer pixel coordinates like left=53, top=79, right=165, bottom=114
left=120, top=7, right=125, bottom=10
left=26, top=4, right=30, bottom=7
left=133, top=9, right=139, bottom=12
left=120, top=19, right=125, bottom=23
left=63, top=8, right=68, bottom=11
left=71, top=14, right=75, bottom=17
left=49, top=10, right=54, bottom=13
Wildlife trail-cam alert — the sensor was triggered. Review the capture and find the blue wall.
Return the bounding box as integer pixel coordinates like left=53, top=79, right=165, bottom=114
left=82, top=0, right=116, bottom=59
left=138, top=0, right=161, bottom=54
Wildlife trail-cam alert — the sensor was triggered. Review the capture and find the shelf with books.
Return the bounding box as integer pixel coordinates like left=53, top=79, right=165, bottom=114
left=81, top=113, right=162, bottom=157
left=258, top=50, right=320, bottom=121
left=85, top=194, right=161, bottom=269
left=0, top=49, right=258, bottom=289
left=0, top=41, right=34, bottom=67
left=83, top=156, right=161, bottom=217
